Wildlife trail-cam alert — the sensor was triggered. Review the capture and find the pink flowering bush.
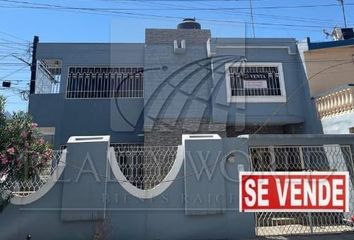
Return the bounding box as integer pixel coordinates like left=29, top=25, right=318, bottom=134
left=0, top=96, right=52, bottom=183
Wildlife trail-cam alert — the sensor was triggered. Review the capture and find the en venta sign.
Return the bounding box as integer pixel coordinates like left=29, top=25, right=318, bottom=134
left=242, top=73, right=268, bottom=89
left=239, top=172, right=349, bottom=212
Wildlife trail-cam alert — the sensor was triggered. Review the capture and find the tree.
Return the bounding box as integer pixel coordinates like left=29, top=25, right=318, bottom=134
left=0, top=95, right=52, bottom=211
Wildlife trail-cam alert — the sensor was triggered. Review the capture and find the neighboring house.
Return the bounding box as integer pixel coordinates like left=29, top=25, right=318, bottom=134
left=28, top=19, right=322, bottom=149
left=301, top=34, right=354, bottom=134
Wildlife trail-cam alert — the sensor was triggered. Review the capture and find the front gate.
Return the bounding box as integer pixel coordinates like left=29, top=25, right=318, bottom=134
left=250, top=145, right=354, bottom=236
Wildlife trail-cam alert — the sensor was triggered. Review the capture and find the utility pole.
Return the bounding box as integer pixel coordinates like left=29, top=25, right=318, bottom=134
left=338, top=0, right=348, bottom=27
left=249, top=0, right=256, bottom=38
left=29, top=36, right=39, bottom=94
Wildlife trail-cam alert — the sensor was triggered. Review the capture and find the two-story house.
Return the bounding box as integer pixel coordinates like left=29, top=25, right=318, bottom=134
left=28, top=19, right=322, bottom=149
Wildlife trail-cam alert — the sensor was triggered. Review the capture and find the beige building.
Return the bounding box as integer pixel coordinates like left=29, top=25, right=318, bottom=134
left=301, top=38, right=354, bottom=133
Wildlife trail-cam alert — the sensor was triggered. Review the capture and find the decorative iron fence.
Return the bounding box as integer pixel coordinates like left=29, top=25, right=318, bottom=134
left=1, top=150, right=63, bottom=197
left=112, top=144, right=178, bottom=190
left=250, top=145, right=354, bottom=236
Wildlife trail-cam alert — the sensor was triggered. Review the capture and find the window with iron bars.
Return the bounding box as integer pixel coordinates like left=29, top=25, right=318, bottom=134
left=225, top=63, right=286, bottom=102
left=66, top=67, right=144, bottom=99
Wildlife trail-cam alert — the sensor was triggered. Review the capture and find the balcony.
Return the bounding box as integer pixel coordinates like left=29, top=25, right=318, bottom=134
left=316, top=85, right=354, bottom=119
left=34, top=59, right=61, bottom=94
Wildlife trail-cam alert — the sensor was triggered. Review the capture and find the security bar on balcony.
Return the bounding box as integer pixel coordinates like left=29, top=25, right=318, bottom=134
left=35, top=59, right=61, bottom=94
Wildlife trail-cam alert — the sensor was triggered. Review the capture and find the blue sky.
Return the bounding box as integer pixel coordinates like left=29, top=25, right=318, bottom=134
left=0, top=0, right=353, bottom=112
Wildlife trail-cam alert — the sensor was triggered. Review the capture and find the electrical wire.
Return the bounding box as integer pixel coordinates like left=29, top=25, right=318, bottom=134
left=0, top=30, right=30, bottom=43
left=0, top=0, right=352, bottom=29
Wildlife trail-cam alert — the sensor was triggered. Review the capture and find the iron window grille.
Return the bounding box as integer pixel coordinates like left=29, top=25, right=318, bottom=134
left=225, top=62, right=286, bottom=102
left=66, top=67, right=144, bottom=99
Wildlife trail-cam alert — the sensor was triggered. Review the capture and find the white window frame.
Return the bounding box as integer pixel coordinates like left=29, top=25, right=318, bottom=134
left=225, top=62, right=287, bottom=103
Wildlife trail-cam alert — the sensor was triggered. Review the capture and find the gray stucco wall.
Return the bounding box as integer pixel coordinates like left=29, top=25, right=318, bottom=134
left=142, top=35, right=323, bottom=130
left=142, top=35, right=322, bottom=146
left=36, top=43, right=145, bottom=93
left=211, top=38, right=322, bottom=134
left=2, top=134, right=353, bottom=239
left=30, top=30, right=323, bottom=148
left=0, top=135, right=257, bottom=240
left=30, top=43, right=146, bottom=148
left=29, top=94, right=144, bottom=149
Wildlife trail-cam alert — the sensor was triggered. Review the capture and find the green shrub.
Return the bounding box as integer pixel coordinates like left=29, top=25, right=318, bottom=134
left=0, top=95, right=52, bottom=208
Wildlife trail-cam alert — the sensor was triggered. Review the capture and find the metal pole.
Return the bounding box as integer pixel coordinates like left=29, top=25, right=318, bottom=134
left=249, top=0, right=256, bottom=38
left=338, top=0, right=348, bottom=27
left=29, top=36, right=39, bottom=94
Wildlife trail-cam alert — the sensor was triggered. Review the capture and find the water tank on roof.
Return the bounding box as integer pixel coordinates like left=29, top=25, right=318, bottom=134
left=177, top=18, right=201, bottom=30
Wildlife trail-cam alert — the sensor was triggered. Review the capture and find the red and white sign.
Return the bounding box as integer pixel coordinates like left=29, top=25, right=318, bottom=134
left=239, top=172, right=349, bottom=212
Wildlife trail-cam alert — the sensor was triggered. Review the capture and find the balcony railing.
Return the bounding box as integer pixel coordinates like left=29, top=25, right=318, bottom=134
left=316, top=85, right=354, bottom=119
left=35, top=60, right=61, bottom=94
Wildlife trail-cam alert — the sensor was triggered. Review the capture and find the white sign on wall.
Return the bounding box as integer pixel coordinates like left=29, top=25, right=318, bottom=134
left=243, top=80, right=268, bottom=89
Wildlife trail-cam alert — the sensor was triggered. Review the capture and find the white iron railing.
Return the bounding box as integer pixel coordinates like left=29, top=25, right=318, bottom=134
left=112, top=144, right=178, bottom=190
left=1, top=150, right=63, bottom=197
left=250, top=145, right=354, bottom=236
left=35, top=60, right=61, bottom=94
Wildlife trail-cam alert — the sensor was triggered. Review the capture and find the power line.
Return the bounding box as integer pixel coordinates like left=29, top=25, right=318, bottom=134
left=0, top=0, right=347, bottom=29
left=0, top=30, right=30, bottom=43
left=3, top=0, right=354, bottom=10
left=0, top=41, right=29, bottom=46
left=119, top=0, right=350, bottom=35
left=0, top=37, right=29, bottom=46
left=0, top=66, right=28, bottom=81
